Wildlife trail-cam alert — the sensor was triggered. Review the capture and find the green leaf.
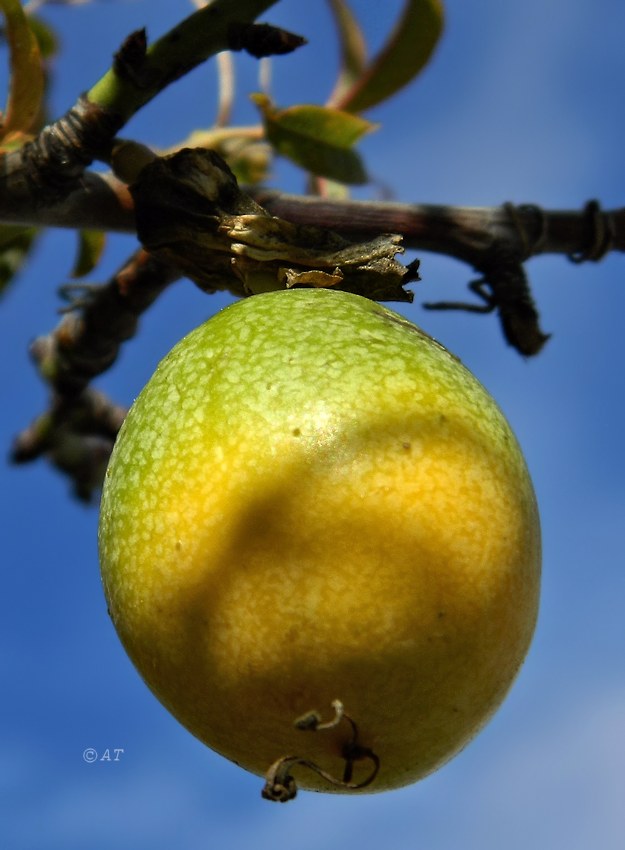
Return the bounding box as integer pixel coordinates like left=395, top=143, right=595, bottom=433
left=326, top=0, right=368, bottom=104
left=71, top=230, right=107, bottom=279
left=0, top=225, right=39, bottom=298
left=26, top=14, right=60, bottom=60
left=0, top=0, right=45, bottom=140
left=337, top=0, right=444, bottom=113
left=252, top=93, right=375, bottom=184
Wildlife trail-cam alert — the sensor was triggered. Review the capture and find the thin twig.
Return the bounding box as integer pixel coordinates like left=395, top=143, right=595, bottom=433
left=31, top=248, right=180, bottom=397
left=87, top=0, right=281, bottom=122
left=10, top=250, right=181, bottom=499
left=11, top=388, right=128, bottom=503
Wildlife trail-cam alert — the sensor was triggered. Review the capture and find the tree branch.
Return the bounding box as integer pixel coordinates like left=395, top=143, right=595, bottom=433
left=256, top=194, right=625, bottom=265
left=32, top=248, right=180, bottom=397
left=6, top=146, right=623, bottom=493
left=4, top=2, right=622, bottom=497
left=0, top=169, right=135, bottom=231
left=10, top=249, right=181, bottom=501
left=87, top=0, right=281, bottom=122
left=2, top=169, right=622, bottom=264
left=0, top=0, right=282, bottom=211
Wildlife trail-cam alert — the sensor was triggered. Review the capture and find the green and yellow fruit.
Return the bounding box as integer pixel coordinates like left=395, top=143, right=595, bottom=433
left=99, top=288, right=540, bottom=798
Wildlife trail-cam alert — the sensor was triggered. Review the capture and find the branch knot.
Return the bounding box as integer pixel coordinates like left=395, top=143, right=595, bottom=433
left=0, top=95, right=124, bottom=206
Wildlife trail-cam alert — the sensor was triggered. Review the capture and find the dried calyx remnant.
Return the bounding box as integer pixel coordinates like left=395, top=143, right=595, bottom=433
left=262, top=700, right=380, bottom=803
left=130, top=148, right=420, bottom=303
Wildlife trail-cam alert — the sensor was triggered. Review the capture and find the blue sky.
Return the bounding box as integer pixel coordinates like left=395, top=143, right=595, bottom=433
left=2, top=1, right=624, bottom=848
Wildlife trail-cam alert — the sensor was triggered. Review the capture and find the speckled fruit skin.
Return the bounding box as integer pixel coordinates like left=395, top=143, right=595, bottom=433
left=99, top=288, right=540, bottom=794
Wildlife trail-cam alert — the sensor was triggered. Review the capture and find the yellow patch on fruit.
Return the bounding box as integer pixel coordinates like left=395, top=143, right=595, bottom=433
left=99, top=288, right=540, bottom=799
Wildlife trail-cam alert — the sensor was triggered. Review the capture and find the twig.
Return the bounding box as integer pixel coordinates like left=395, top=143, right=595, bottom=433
left=86, top=1, right=282, bottom=122
left=31, top=248, right=180, bottom=396
left=10, top=250, right=180, bottom=499
left=11, top=387, right=128, bottom=503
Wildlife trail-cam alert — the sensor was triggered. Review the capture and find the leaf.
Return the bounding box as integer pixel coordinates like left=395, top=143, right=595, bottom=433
left=26, top=14, right=59, bottom=61
left=0, top=225, right=39, bottom=298
left=336, top=0, right=444, bottom=113
left=326, top=0, right=368, bottom=104
left=71, top=230, right=107, bottom=279
left=0, top=0, right=45, bottom=140
left=252, top=93, right=376, bottom=184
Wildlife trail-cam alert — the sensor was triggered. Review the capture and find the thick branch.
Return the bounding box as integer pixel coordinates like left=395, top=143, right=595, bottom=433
left=0, top=170, right=135, bottom=231
left=2, top=172, right=622, bottom=265
left=256, top=194, right=625, bottom=265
